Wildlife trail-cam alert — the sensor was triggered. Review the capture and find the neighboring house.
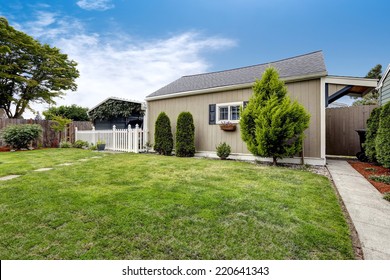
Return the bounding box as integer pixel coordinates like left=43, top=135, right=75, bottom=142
left=377, top=64, right=390, bottom=105
left=88, top=97, right=145, bottom=130
left=328, top=102, right=349, bottom=108
left=145, top=51, right=377, bottom=165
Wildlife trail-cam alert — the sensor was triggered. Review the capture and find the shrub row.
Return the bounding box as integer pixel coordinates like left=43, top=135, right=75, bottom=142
left=364, top=102, right=390, bottom=167
left=154, top=111, right=195, bottom=157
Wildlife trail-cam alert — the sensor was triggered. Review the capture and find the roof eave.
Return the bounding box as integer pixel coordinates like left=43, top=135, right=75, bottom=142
left=377, top=63, right=390, bottom=90
left=88, top=96, right=144, bottom=113
left=146, top=71, right=328, bottom=101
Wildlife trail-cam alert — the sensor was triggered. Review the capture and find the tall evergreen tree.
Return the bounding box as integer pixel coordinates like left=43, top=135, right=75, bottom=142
left=240, top=67, right=310, bottom=165
left=154, top=112, right=173, bottom=156
left=176, top=112, right=195, bottom=157
left=353, top=64, right=382, bottom=106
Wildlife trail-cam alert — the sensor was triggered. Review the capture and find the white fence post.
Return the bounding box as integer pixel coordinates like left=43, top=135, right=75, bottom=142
left=134, top=124, right=139, bottom=153
left=75, top=127, right=78, bottom=142
left=92, top=126, right=96, bottom=144
left=113, top=125, right=116, bottom=151
left=127, top=126, right=131, bottom=152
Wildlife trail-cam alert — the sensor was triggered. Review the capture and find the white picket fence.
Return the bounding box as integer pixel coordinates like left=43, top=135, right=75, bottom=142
left=75, top=124, right=146, bottom=153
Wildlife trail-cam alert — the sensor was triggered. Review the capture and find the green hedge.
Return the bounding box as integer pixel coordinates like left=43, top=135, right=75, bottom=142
left=1, top=124, right=42, bottom=149
left=176, top=112, right=195, bottom=157
left=376, top=102, right=390, bottom=167
left=154, top=112, right=173, bottom=156
left=364, top=107, right=382, bottom=162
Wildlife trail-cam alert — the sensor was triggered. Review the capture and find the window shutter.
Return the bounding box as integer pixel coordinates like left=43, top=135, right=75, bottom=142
left=209, top=104, right=216, bottom=125
left=243, top=101, right=249, bottom=109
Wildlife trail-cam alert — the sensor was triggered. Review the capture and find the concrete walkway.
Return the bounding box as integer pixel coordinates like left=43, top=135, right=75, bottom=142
left=327, top=160, right=390, bottom=260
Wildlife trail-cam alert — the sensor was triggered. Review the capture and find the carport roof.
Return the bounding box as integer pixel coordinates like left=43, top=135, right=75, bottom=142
left=325, top=76, right=378, bottom=106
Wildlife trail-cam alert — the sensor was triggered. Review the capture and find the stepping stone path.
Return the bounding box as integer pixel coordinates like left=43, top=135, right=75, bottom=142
left=34, top=168, right=53, bottom=172
left=57, top=163, right=73, bottom=166
left=0, top=156, right=104, bottom=182
left=0, top=175, right=21, bottom=181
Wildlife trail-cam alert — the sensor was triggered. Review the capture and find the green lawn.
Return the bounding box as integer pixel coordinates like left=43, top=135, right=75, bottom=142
left=0, top=149, right=354, bottom=259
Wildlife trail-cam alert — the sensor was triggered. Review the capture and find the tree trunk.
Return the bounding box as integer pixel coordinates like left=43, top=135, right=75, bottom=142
left=272, top=157, right=277, bottom=166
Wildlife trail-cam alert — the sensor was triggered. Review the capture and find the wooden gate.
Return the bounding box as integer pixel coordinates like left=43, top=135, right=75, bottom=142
left=326, top=105, right=377, bottom=156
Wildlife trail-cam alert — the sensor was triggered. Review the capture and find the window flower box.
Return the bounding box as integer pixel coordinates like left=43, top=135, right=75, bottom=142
left=219, top=122, right=236, bottom=131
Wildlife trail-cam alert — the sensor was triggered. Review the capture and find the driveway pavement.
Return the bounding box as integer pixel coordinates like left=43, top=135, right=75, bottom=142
left=327, top=160, right=390, bottom=260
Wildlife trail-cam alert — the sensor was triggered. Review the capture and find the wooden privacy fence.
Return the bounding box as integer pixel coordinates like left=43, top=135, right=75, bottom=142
left=0, top=119, right=93, bottom=147
left=75, top=124, right=146, bottom=153
left=326, top=105, right=377, bottom=156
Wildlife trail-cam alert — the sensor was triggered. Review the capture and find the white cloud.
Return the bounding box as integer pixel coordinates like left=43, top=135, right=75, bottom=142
left=16, top=11, right=235, bottom=118
left=76, top=0, right=114, bottom=11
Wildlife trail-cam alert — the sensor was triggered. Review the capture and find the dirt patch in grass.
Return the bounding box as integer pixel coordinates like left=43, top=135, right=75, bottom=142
left=348, top=161, right=390, bottom=194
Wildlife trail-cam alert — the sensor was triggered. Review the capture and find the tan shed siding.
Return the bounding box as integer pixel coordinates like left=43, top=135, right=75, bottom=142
left=147, top=79, right=321, bottom=158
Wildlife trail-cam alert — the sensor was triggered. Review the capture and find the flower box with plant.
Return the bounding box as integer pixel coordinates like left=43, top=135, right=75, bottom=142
left=216, top=142, right=231, bottom=160
left=96, top=140, right=106, bottom=151
left=219, top=121, right=236, bottom=131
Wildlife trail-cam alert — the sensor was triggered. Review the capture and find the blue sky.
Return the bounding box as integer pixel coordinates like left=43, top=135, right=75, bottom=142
left=1, top=0, right=389, bottom=117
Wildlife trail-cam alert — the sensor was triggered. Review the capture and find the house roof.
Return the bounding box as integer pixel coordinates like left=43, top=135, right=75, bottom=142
left=377, top=63, right=390, bottom=90
left=146, top=51, right=327, bottom=100
left=88, top=97, right=145, bottom=113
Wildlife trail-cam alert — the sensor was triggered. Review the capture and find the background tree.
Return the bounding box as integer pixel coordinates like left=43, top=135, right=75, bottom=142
left=240, top=67, right=310, bottom=165
left=353, top=64, right=382, bottom=106
left=154, top=112, right=173, bottom=156
left=43, top=104, right=89, bottom=121
left=0, top=17, right=79, bottom=118
left=363, top=107, right=382, bottom=162
left=176, top=112, right=195, bottom=157
left=375, top=102, right=390, bottom=168
left=50, top=115, right=72, bottom=144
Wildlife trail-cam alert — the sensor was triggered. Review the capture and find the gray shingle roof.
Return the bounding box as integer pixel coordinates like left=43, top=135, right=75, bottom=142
left=147, top=51, right=327, bottom=99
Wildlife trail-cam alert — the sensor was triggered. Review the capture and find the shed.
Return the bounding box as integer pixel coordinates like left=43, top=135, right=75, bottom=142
left=377, top=64, right=390, bottom=105
left=145, top=51, right=377, bottom=165
left=88, top=97, right=145, bottom=130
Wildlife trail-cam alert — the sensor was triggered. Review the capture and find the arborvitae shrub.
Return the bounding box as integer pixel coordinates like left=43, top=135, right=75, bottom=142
left=363, top=107, right=382, bottom=162
left=1, top=124, right=42, bottom=149
left=176, top=112, right=195, bottom=157
left=154, top=112, right=173, bottom=156
left=376, top=102, right=390, bottom=167
left=240, top=67, right=310, bottom=165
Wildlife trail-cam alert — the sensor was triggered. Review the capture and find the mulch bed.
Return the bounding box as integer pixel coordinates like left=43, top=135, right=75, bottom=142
left=0, top=146, right=11, bottom=152
left=348, top=160, right=390, bottom=194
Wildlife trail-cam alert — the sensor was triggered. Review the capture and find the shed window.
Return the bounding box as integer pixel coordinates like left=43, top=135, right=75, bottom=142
left=219, top=106, right=229, bottom=120
left=216, top=102, right=243, bottom=124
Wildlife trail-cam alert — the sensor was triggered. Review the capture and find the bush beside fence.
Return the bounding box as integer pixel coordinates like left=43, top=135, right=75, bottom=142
left=0, top=118, right=92, bottom=147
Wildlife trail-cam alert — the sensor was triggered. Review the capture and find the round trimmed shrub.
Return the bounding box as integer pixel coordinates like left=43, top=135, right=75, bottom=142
left=59, top=141, right=72, bottom=148
left=216, top=142, right=231, bottom=159
left=73, top=140, right=89, bottom=148
left=154, top=112, right=173, bottom=156
left=176, top=112, right=195, bottom=157
left=363, top=107, right=382, bottom=162
left=376, top=102, right=390, bottom=167
left=1, top=124, right=42, bottom=149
